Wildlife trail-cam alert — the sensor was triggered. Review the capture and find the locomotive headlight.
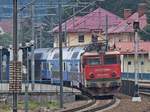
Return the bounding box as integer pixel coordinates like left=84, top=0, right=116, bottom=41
left=90, top=74, right=95, bottom=79
left=112, top=72, right=116, bottom=78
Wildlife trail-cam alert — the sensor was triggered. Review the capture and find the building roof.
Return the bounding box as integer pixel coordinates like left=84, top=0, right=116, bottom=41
left=52, top=16, right=82, bottom=32
left=115, top=42, right=150, bottom=54
left=108, top=12, right=147, bottom=34
left=53, top=8, right=123, bottom=33
left=0, top=20, right=12, bottom=34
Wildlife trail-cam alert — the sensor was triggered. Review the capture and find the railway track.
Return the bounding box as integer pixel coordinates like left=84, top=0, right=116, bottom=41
left=78, top=97, right=117, bottom=112
left=16, top=80, right=118, bottom=112
left=139, top=81, right=150, bottom=96
left=60, top=95, right=117, bottom=112
left=139, top=88, right=150, bottom=96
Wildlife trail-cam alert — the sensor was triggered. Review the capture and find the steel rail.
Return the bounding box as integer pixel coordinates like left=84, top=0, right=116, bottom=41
left=81, top=97, right=116, bottom=112
left=139, top=87, right=150, bottom=96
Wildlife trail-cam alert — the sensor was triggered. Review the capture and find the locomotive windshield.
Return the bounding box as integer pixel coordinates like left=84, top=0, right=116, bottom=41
left=86, top=58, right=101, bottom=65
left=104, top=55, right=119, bottom=64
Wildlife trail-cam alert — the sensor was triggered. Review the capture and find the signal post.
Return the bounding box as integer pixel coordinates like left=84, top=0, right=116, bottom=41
left=132, top=21, right=141, bottom=102
left=9, top=0, right=22, bottom=112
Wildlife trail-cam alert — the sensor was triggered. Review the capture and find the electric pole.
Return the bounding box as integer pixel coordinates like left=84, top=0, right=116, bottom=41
left=105, top=15, right=108, bottom=51
left=25, top=45, right=29, bottom=112
left=39, top=26, right=42, bottom=48
left=64, top=21, right=67, bottom=47
left=58, top=0, right=63, bottom=108
left=13, top=0, right=18, bottom=111
left=30, top=5, right=35, bottom=90
left=132, top=21, right=141, bottom=102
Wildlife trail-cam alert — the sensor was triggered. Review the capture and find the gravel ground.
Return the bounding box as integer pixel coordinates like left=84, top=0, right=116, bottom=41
left=53, top=100, right=110, bottom=112
left=105, top=94, right=150, bottom=112
left=55, top=100, right=90, bottom=112
left=8, top=94, right=150, bottom=112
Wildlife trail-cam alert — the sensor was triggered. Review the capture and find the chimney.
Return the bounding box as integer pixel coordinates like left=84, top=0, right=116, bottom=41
left=138, top=3, right=146, bottom=17
left=124, top=9, right=132, bottom=19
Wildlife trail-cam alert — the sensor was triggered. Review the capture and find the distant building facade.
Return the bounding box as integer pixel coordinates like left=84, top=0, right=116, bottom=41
left=53, top=8, right=123, bottom=47
left=107, top=3, right=147, bottom=47
left=116, top=42, right=150, bottom=79
left=53, top=3, right=148, bottom=48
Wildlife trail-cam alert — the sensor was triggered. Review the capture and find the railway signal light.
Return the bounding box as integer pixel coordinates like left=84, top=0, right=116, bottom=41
left=133, top=21, right=140, bottom=31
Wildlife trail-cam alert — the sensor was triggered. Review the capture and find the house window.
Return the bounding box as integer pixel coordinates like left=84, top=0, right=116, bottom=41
left=141, top=61, right=144, bottom=65
left=62, top=32, right=66, bottom=42
left=128, top=61, right=131, bottom=65
left=91, top=34, right=98, bottom=43
left=78, top=33, right=84, bottom=43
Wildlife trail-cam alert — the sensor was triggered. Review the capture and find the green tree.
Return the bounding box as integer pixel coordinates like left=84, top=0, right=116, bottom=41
left=139, top=26, right=150, bottom=40
left=0, top=33, right=12, bottom=47
left=19, top=18, right=32, bottom=43
left=139, top=0, right=150, bottom=40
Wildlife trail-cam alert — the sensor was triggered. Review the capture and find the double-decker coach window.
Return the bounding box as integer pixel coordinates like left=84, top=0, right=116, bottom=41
left=104, top=55, right=117, bottom=64
left=71, top=52, right=79, bottom=59
left=53, top=53, right=59, bottom=59
left=42, top=62, right=46, bottom=69
left=34, top=53, right=42, bottom=60
left=86, top=58, right=100, bottom=65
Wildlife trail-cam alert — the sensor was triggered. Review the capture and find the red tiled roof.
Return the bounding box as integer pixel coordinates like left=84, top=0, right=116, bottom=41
left=108, top=12, right=147, bottom=34
left=52, top=16, right=82, bottom=32
left=0, top=20, right=12, bottom=34
left=53, top=8, right=123, bottom=33
left=115, top=42, right=150, bottom=54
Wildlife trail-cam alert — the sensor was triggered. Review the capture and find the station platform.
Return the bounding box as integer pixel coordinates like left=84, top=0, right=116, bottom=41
left=0, top=83, right=81, bottom=94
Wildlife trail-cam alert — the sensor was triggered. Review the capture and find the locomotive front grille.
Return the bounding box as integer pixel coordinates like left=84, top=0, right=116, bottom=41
left=86, top=79, right=121, bottom=88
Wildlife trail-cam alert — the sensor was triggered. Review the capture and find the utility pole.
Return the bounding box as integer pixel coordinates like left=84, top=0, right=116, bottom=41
left=105, top=15, right=108, bottom=51
left=39, top=26, right=42, bottom=48
left=30, top=5, right=35, bottom=90
left=73, top=7, right=75, bottom=29
left=13, top=0, right=18, bottom=112
left=0, top=46, right=2, bottom=81
left=64, top=22, right=67, bottom=47
left=58, top=0, right=63, bottom=108
left=132, top=21, right=141, bottom=102
left=25, top=45, right=29, bottom=112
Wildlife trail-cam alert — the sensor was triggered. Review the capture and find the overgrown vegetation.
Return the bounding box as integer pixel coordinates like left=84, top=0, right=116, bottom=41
left=0, top=33, right=12, bottom=47
left=0, top=103, right=11, bottom=112
left=2, top=0, right=148, bottom=48
left=0, top=100, right=58, bottom=111
left=139, top=0, right=150, bottom=40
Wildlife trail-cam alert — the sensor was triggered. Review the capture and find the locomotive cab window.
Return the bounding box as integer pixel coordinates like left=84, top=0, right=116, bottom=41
left=104, top=55, right=119, bottom=64
left=86, top=58, right=101, bottom=65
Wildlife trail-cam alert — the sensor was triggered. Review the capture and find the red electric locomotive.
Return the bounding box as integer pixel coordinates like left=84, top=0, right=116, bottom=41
left=81, top=50, right=121, bottom=94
